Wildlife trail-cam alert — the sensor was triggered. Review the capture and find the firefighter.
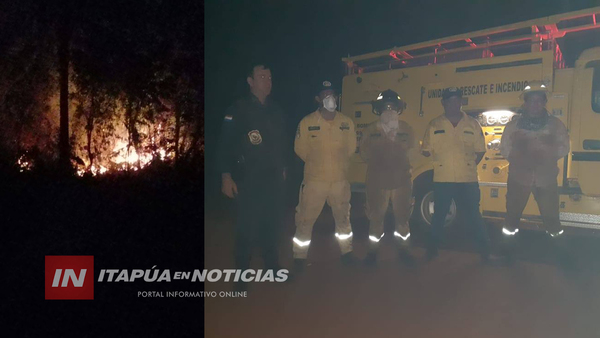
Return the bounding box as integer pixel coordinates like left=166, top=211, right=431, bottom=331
left=421, top=87, right=491, bottom=262
left=293, top=80, right=357, bottom=268
left=499, top=81, right=570, bottom=264
left=360, top=89, right=416, bottom=267
left=216, top=62, right=287, bottom=289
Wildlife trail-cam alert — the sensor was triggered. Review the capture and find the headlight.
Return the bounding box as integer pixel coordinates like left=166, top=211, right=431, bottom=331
left=481, top=110, right=515, bottom=126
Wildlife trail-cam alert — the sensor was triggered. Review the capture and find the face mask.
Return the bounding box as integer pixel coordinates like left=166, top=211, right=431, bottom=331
left=323, top=95, right=337, bottom=112
left=380, top=110, right=399, bottom=129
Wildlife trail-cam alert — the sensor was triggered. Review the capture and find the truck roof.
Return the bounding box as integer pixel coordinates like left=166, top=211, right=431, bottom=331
left=343, top=6, right=600, bottom=74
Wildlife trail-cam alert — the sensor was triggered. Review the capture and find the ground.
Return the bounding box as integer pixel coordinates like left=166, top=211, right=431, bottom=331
left=9, top=170, right=600, bottom=337
left=7, top=168, right=204, bottom=337
left=205, top=195, right=600, bottom=338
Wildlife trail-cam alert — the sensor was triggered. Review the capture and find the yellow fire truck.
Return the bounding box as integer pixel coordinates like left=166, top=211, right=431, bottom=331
left=341, top=7, right=600, bottom=233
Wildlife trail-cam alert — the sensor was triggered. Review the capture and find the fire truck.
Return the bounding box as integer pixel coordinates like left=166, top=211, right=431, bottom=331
left=341, top=7, right=600, bottom=233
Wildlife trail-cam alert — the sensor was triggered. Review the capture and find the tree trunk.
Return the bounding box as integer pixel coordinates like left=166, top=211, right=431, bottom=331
left=58, top=5, right=71, bottom=174
left=86, top=88, right=95, bottom=168
left=125, top=102, right=133, bottom=171
left=174, top=106, right=181, bottom=165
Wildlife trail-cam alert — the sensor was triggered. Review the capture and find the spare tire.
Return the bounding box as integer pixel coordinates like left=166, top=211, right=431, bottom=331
left=411, top=172, right=457, bottom=230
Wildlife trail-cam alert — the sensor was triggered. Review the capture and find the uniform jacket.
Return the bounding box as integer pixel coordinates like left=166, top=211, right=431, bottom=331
left=421, top=111, right=486, bottom=183
left=217, top=94, right=286, bottom=182
left=295, top=109, right=356, bottom=182
left=500, top=111, right=569, bottom=187
left=360, top=120, right=416, bottom=189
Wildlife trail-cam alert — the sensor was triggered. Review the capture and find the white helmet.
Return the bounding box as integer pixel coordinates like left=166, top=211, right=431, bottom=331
left=520, top=81, right=550, bottom=101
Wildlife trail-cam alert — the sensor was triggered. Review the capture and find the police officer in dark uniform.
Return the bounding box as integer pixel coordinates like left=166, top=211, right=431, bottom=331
left=217, top=63, right=287, bottom=286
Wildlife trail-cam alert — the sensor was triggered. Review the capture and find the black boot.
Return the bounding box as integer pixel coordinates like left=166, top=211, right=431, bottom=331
left=293, top=258, right=307, bottom=275
left=341, top=252, right=358, bottom=266
left=364, top=250, right=377, bottom=267
left=500, top=235, right=518, bottom=266
left=398, top=248, right=417, bottom=268
left=479, top=240, right=492, bottom=264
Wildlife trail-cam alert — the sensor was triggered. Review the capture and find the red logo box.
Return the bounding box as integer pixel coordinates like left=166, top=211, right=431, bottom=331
left=45, top=256, right=94, bottom=300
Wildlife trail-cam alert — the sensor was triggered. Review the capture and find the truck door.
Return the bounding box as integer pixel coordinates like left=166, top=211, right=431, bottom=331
left=572, top=60, right=600, bottom=196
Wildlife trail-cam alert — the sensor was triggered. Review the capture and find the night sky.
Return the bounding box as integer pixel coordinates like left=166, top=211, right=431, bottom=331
left=204, top=0, right=599, bottom=194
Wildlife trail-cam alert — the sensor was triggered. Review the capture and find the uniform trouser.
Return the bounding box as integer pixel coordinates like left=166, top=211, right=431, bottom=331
left=505, top=177, right=561, bottom=234
left=293, top=180, right=352, bottom=259
left=366, top=179, right=412, bottom=249
left=431, top=182, right=490, bottom=253
left=235, top=178, right=283, bottom=270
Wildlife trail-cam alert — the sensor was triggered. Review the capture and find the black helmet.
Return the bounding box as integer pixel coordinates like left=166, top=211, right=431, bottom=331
left=372, top=89, right=406, bottom=115
left=317, top=80, right=336, bottom=96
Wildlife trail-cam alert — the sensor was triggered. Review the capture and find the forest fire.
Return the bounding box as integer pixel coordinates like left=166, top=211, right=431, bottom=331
left=0, top=0, right=202, bottom=178
left=17, top=154, right=33, bottom=173
left=72, top=110, right=193, bottom=176
left=14, top=94, right=198, bottom=177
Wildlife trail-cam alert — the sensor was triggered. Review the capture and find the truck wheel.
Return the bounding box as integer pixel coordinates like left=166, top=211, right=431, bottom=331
left=412, top=178, right=457, bottom=230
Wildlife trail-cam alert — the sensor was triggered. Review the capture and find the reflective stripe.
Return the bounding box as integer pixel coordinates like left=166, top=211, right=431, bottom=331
left=335, top=232, right=353, bottom=240
left=394, top=231, right=410, bottom=241
left=547, top=230, right=564, bottom=237
left=479, top=182, right=507, bottom=188
left=502, top=227, right=519, bottom=236
left=368, top=234, right=384, bottom=242
left=293, top=237, right=311, bottom=247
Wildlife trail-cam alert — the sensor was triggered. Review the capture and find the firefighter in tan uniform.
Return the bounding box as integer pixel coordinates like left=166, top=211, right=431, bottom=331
left=360, top=90, right=417, bottom=266
left=500, top=82, right=571, bottom=265
left=421, top=87, right=491, bottom=262
left=293, top=80, right=357, bottom=266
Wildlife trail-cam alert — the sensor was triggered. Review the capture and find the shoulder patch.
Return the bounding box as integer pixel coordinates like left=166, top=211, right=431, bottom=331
left=308, top=126, right=320, bottom=131
left=434, top=130, right=445, bottom=134
left=340, top=122, right=350, bottom=131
